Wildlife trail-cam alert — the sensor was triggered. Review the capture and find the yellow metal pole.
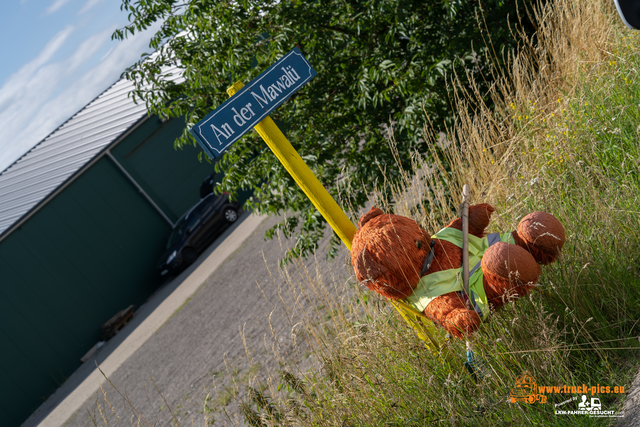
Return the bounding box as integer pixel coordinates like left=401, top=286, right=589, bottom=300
left=227, top=81, right=443, bottom=353
left=227, top=81, right=356, bottom=250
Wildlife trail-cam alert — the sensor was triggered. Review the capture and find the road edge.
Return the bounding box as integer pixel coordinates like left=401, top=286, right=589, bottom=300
left=37, top=213, right=266, bottom=427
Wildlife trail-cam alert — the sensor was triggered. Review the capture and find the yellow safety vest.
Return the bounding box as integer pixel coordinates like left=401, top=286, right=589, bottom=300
left=405, top=228, right=515, bottom=320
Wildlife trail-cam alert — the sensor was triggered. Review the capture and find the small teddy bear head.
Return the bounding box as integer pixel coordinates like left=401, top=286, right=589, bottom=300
left=351, top=207, right=431, bottom=300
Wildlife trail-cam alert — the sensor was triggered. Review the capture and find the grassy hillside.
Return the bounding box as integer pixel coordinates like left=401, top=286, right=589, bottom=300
left=235, top=0, right=640, bottom=425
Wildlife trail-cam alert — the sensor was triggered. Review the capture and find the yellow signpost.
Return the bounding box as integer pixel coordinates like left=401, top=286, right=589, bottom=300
left=226, top=81, right=357, bottom=251
left=227, top=81, right=444, bottom=354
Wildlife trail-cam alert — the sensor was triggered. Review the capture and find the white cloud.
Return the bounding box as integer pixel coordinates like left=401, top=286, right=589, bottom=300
left=46, top=0, right=73, bottom=14
left=67, top=27, right=114, bottom=71
left=0, top=22, right=161, bottom=173
left=78, top=0, right=104, bottom=15
left=0, top=28, right=75, bottom=170
left=28, top=26, right=74, bottom=72
left=99, top=47, right=114, bottom=62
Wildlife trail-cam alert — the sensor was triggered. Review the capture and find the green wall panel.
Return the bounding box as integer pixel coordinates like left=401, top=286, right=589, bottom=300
left=1, top=115, right=253, bottom=426
left=0, top=297, right=64, bottom=404
left=0, top=339, right=33, bottom=425
left=0, top=156, right=171, bottom=425
left=111, top=117, right=219, bottom=221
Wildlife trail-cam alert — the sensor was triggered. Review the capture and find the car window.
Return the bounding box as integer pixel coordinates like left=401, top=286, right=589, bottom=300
left=167, top=217, right=188, bottom=248
left=166, top=195, right=219, bottom=248
left=194, top=194, right=216, bottom=217
left=167, top=211, right=200, bottom=248
left=184, top=213, right=200, bottom=234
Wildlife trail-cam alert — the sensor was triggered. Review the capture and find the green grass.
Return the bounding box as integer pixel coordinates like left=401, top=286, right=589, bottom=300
left=236, top=0, right=640, bottom=426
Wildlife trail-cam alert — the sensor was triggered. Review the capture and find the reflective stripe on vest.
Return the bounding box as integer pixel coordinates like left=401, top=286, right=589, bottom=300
left=404, top=229, right=515, bottom=320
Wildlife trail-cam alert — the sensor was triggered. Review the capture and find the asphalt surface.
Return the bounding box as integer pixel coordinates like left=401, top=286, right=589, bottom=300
left=24, top=211, right=352, bottom=427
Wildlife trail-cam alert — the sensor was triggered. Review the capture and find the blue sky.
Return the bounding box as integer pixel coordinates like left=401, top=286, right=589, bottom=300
left=0, top=0, right=161, bottom=173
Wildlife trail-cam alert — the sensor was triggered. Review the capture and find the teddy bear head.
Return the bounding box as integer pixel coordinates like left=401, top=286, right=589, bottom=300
left=351, top=207, right=431, bottom=300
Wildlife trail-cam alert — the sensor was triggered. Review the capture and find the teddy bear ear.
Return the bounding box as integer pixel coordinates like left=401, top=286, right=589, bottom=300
left=358, top=207, right=384, bottom=228
left=353, top=245, right=387, bottom=281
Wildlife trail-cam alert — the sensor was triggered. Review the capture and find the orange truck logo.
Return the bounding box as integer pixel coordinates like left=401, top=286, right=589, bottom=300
left=509, top=373, right=547, bottom=404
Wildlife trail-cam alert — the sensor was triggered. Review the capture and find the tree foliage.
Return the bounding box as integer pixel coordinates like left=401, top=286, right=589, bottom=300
left=114, top=0, right=535, bottom=261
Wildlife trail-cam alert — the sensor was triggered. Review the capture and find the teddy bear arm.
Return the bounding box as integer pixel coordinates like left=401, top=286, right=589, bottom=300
left=444, top=203, right=495, bottom=238
left=424, top=293, right=481, bottom=338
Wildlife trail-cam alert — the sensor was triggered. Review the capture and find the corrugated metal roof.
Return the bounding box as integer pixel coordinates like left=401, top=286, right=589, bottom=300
left=0, top=69, right=181, bottom=238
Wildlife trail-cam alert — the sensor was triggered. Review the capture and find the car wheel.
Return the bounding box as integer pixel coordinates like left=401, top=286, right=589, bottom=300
left=182, top=247, right=198, bottom=264
left=223, top=208, right=238, bottom=223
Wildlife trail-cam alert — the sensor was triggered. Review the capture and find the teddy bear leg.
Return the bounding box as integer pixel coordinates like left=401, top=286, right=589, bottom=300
left=481, top=242, right=542, bottom=311
left=512, top=212, right=566, bottom=265
left=424, top=293, right=481, bottom=339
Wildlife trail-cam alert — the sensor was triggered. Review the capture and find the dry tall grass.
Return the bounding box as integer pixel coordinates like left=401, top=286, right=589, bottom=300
left=239, top=0, right=640, bottom=425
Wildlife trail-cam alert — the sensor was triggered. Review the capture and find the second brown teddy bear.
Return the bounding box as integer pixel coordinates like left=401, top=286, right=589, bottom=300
left=351, top=204, right=565, bottom=338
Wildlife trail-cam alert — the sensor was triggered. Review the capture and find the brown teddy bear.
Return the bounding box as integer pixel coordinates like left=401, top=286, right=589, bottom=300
left=351, top=204, right=565, bottom=338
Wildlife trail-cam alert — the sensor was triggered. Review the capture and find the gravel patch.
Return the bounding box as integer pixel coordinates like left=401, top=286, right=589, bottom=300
left=621, top=368, right=640, bottom=426
left=62, top=214, right=352, bottom=427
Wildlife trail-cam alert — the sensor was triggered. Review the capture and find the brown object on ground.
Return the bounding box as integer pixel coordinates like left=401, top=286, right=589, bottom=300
left=351, top=204, right=565, bottom=339
left=102, top=305, right=135, bottom=340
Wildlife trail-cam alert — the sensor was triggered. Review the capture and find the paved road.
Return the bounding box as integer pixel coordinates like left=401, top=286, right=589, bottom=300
left=25, top=211, right=351, bottom=427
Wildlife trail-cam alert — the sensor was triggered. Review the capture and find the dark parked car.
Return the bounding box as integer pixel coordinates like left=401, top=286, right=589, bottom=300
left=157, top=193, right=240, bottom=277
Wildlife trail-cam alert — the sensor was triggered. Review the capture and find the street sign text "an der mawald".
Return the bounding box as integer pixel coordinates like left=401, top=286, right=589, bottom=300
left=189, top=47, right=316, bottom=159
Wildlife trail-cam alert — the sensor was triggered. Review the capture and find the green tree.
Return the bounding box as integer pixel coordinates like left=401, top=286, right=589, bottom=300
left=114, top=0, right=535, bottom=261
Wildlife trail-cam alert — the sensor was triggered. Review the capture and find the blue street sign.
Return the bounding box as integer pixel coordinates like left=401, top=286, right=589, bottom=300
left=189, top=47, right=316, bottom=158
